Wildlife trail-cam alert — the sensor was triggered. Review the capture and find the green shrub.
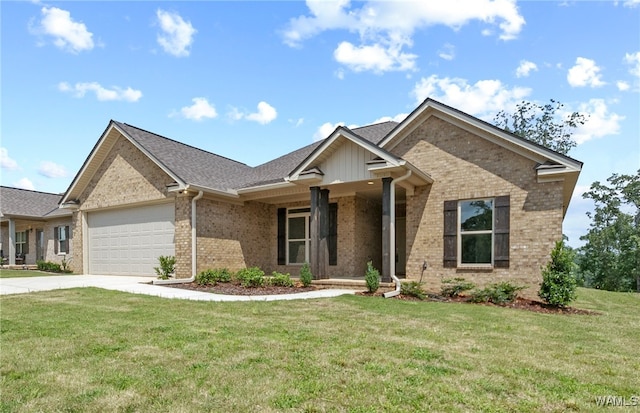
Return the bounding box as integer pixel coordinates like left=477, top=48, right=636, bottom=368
left=539, top=240, right=578, bottom=307
left=154, top=255, right=176, bottom=280
left=195, top=268, right=232, bottom=285
left=441, top=278, right=475, bottom=298
left=236, top=267, right=265, bottom=287
left=299, top=262, right=313, bottom=287
left=37, top=260, right=62, bottom=273
left=400, top=281, right=426, bottom=300
left=365, top=261, right=380, bottom=293
left=470, top=282, right=525, bottom=305
left=270, top=271, right=294, bottom=287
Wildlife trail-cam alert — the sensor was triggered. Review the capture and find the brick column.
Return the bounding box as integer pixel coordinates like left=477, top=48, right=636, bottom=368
left=174, top=195, right=192, bottom=279
left=381, top=177, right=392, bottom=282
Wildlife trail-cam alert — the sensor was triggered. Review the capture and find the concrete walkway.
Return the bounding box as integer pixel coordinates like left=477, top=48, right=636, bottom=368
left=0, top=275, right=357, bottom=301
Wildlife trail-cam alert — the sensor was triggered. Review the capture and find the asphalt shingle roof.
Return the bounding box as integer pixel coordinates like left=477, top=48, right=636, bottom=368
left=114, top=120, right=400, bottom=192
left=0, top=186, right=70, bottom=218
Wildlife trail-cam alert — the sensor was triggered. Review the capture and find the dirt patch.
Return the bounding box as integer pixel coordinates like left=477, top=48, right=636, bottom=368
left=163, top=281, right=319, bottom=296
left=356, top=292, right=599, bottom=315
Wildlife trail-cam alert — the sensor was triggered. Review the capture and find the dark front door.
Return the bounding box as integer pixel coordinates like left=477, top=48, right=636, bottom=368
left=36, top=229, right=44, bottom=261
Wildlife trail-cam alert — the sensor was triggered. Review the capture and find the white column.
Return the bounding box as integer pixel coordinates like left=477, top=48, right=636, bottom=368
left=8, top=219, right=16, bottom=266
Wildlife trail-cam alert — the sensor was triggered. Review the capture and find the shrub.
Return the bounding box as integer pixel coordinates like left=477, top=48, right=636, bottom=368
left=236, top=266, right=265, bottom=287
left=441, top=278, right=475, bottom=298
left=299, top=262, right=313, bottom=287
left=270, top=271, right=294, bottom=287
left=154, top=255, right=176, bottom=280
left=195, top=268, right=232, bottom=285
left=365, top=261, right=380, bottom=293
left=400, top=281, right=426, bottom=300
left=37, top=260, right=62, bottom=273
left=539, top=240, right=578, bottom=307
left=470, top=282, right=525, bottom=305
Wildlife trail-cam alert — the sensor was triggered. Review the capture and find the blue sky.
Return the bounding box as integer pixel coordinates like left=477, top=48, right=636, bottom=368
left=1, top=0, right=639, bottom=247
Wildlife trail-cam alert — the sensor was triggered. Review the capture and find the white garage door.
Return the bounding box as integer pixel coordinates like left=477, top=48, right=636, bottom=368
left=88, top=203, right=175, bottom=276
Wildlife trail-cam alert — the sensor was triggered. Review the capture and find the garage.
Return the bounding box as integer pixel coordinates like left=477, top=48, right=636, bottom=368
left=87, top=203, right=175, bottom=276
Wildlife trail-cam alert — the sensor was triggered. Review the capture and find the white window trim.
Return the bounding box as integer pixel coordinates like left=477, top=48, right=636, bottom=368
left=457, top=198, right=494, bottom=268
left=57, top=226, right=68, bottom=256
left=286, top=208, right=310, bottom=265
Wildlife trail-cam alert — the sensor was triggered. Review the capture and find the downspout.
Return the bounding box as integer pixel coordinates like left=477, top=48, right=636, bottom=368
left=153, top=190, right=203, bottom=285
left=383, top=170, right=412, bottom=298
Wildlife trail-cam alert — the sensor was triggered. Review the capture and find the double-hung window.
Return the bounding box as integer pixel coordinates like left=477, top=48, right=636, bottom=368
left=459, top=199, right=494, bottom=266
left=54, top=226, right=70, bottom=254
left=15, top=231, right=27, bottom=255
left=287, top=208, right=310, bottom=265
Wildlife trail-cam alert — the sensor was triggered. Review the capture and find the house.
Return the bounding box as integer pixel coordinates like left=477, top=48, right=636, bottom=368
left=59, top=98, right=582, bottom=293
left=0, top=186, right=73, bottom=267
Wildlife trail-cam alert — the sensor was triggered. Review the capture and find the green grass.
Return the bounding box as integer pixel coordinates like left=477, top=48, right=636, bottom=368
left=1, top=288, right=638, bottom=412
left=0, top=269, right=73, bottom=278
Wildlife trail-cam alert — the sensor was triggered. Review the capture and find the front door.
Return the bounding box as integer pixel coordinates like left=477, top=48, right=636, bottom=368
left=396, top=217, right=406, bottom=275
left=36, top=229, right=44, bottom=261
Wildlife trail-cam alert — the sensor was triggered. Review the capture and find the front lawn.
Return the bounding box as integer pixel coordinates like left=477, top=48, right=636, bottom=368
left=0, top=269, right=71, bottom=278
left=1, top=288, right=638, bottom=412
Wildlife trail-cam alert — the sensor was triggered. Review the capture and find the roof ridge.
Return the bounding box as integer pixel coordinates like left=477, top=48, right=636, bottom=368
left=121, top=122, right=250, bottom=167
left=0, top=186, right=63, bottom=197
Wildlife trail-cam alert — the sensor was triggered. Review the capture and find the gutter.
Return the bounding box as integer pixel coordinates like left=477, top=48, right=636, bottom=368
left=153, top=190, right=204, bottom=285
left=383, top=170, right=412, bottom=298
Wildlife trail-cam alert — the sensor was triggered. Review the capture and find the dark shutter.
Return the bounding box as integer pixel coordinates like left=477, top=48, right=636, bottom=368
left=277, top=208, right=286, bottom=265
left=443, top=200, right=457, bottom=268
left=23, top=231, right=29, bottom=254
left=328, top=203, right=337, bottom=266
left=64, top=226, right=70, bottom=254
left=494, top=195, right=510, bottom=268
left=54, top=227, right=59, bottom=255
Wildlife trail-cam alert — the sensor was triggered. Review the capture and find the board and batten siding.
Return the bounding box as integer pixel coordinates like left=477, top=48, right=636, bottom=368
left=319, top=141, right=377, bottom=184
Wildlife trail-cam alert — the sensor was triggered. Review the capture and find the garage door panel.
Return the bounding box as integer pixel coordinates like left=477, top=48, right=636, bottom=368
left=88, top=203, right=175, bottom=276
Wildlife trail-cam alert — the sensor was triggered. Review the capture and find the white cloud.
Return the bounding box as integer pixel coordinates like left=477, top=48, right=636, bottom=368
left=372, top=113, right=408, bottom=124
left=623, top=0, right=640, bottom=7
left=289, top=118, right=304, bottom=127
left=32, top=6, right=94, bottom=53
left=156, top=9, right=196, bottom=57
left=229, top=102, right=278, bottom=125
left=0, top=148, right=18, bottom=170
left=13, top=178, right=35, bottom=191
left=624, top=51, right=640, bottom=77
left=515, top=60, right=538, bottom=78
left=438, top=43, right=455, bottom=61
left=313, top=122, right=345, bottom=142
left=572, top=99, right=624, bottom=144
left=567, top=57, right=606, bottom=87
left=38, top=161, right=68, bottom=178
left=173, top=97, right=217, bottom=121
left=245, top=102, right=278, bottom=124
left=411, top=75, right=531, bottom=119
left=58, top=81, right=142, bottom=102
left=617, top=81, right=630, bottom=91
left=282, top=1, right=524, bottom=74
left=333, top=40, right=417, bottom=73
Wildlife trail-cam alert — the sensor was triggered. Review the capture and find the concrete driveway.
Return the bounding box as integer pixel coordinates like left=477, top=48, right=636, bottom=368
left=0, top=274, right=356, bottom=301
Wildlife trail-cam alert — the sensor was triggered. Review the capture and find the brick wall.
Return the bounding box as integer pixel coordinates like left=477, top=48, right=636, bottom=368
left=392, top=116, right=564, bottom=296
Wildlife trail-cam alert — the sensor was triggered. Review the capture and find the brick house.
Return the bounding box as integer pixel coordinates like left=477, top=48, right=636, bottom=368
left=59, top=99, right=582, bottom=293
left=0, top=187, right=73, bottom=267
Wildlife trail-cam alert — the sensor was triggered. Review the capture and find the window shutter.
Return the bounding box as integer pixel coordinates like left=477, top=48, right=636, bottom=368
left=494, top=195, right=510, bottom=268
left=443, top=200, right=457, bottom=268
left=23, top=232, right=29, bottom=254
left=54, top=227, right=59, bottom=255
left=328, top=203, right=337, bottom=266
left=277, top=208, right=286, bottom=265
left=64, top=226, right=70, bottom=254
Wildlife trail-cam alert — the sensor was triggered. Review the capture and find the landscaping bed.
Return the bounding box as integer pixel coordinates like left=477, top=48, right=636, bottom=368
left=163, top=281, right=319, bottom=296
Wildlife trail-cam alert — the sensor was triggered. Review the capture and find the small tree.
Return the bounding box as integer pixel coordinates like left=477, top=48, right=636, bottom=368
left=365, top=261, right=380, bottom=293
left=300, top=262, right=313, bottom=287
left=154, top=255, right=176, bottom=280
left=539, top=241, right=577, bottom=307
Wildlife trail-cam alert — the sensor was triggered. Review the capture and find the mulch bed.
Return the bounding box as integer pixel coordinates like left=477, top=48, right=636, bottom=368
left=164, top=282, right=597, bottom=315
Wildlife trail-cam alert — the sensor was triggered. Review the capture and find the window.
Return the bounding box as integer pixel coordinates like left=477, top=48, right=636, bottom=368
left=54, top=226, right=70, bottom=254
left=443, top=196, right=510, bottom=269
left=15, top=231, right=27, bottom=255
left=459, top=199, right=493, bottom=265
left=287, top=208, right=310, bottom=265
